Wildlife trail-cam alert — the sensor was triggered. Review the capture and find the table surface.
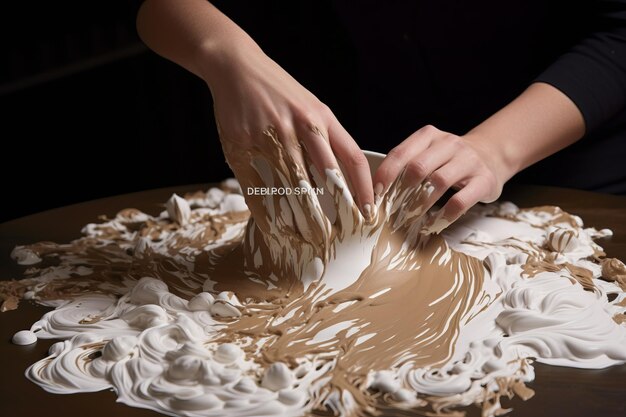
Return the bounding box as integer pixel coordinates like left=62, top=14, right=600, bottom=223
left=1, top=183, right=625, bottom=417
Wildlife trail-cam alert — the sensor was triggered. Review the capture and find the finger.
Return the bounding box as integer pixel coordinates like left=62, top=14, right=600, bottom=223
left=233, top=150, right=294, bottom=239
left=401, top=135, right=459, bottom=187
left=245, top=125, right=320, bottom=243
left=276, top=122, right=310, bottom=182
left=414, top=154, right=476, bottom=216
left=239, top=126, right=298, bottom=237
left=373, top=125, right=438, bottom=198
left=392, top=137, right=459, bottom=224
left=328, top=119, right=375, bottom=221
left=296, top=123, right=339, bottom=181
left=274, top=125, right=330, bottom=244
left=295, top=123, right=345, bottom=224
left=421, top=177, right=488, bottom=235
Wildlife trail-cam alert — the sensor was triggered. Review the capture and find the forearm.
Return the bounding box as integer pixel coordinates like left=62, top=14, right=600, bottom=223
left=465, top=82, right=586, bottom=182
left=136, top=0, right=261, bottom=84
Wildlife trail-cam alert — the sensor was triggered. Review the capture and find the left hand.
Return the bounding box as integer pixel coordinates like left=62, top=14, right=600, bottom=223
left=373, top=125, right=511, bottom=234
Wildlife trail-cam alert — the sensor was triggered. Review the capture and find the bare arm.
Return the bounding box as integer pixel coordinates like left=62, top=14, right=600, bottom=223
left=466, top=82, right=585, bottom=184
left=374, top=0, right=624, bottom=233
left=137, top=0, right=254, bottom=83
left=137, top=0, right=375, bottom=222
left=374, top=82, right=585, bottom=233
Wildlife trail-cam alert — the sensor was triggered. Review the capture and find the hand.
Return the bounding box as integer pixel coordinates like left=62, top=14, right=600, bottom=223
left=202, top=42, right=375, bottom=222
left=373, top=125, right=511, bottom=234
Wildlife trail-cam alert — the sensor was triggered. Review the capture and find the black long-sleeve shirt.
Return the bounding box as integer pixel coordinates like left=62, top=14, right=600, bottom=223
left=330, top=0, right=626, bottom=193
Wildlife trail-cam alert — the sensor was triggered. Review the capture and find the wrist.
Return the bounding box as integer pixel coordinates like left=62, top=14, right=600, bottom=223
left=460, top=83, right=585, bottom=188
left=195, top=32, right=264, bottom=87
left=462, top=132, right=519, bottom=185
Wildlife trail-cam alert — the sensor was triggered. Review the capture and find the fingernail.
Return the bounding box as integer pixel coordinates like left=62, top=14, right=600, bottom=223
left=363, top=203, right=374, bottom=222
left=374, top=182, right=383, bottom=198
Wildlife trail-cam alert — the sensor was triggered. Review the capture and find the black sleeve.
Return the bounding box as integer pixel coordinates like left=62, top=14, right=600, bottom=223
left=535, top=0, right=626, bottom=133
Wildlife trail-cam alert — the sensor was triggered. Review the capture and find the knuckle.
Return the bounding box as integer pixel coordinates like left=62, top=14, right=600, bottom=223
left=480, top=172, right=498, bottom=189
left=446, top=134, right=463, bottom=148
left=277, top=120, right=296, bottom=138
left=420, top=124, right=439, bottom=135
left=295, top=106, right=331, bottom=136
left=448, top=194, right=469, bottom=215
left=407, top=160, right=428, bottom=179
left=346, top=149, right=368, bottom=168
left=480, top=174, right=502, bottom=201
left=318, top=103, right=334, bottom=119
left=296, top=102, right=331, bottom=125
left=383, top=148, right=404, bottom=169
left=265, top=112, right=286, bottom=132
left=296, top=108, right=319, bottom=125
left=376, top=157, right=402, bottom=182
left=430, top=170, right=450, bottom=188
left=386, top=147, right=404, bottom=162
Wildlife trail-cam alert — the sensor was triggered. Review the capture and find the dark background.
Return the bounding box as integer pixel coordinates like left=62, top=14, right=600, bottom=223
left=1, top=1, right=624, bottom=223
left=0, top=0, right=359, bottom=222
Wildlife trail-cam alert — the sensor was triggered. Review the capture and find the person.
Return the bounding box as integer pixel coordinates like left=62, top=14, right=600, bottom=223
left=136, top=0, right=626, bottom=233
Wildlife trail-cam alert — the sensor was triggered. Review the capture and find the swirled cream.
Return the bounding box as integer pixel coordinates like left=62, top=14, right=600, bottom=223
left=3, top=139, right=626, bottom=416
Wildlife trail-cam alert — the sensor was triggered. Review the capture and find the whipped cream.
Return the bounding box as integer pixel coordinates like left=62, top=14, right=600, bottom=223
left=4, top=140, right=626, bottom=417
left=12, top=329, right=37, bottom=345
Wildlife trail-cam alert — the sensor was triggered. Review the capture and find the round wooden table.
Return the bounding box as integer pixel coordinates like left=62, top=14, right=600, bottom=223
left=1, top=184, right=625, bottom=417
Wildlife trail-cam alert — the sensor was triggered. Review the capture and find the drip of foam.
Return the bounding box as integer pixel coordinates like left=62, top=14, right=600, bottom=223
left=3, top=142, right=626, bottom=417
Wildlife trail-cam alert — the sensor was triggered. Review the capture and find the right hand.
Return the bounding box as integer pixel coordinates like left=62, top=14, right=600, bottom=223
left=200, top=41, right=375, bottom=222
